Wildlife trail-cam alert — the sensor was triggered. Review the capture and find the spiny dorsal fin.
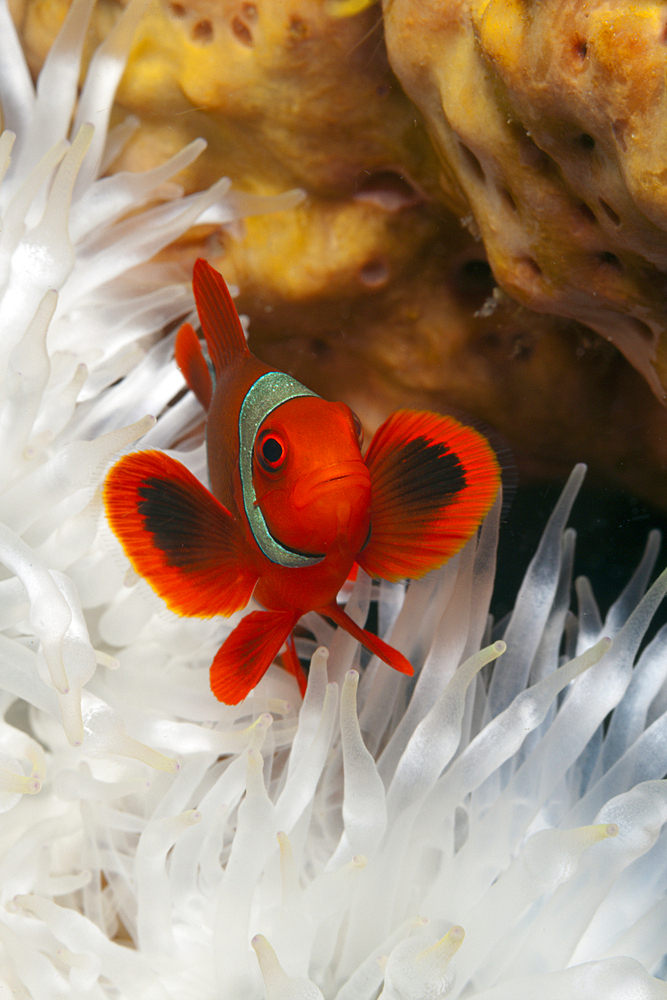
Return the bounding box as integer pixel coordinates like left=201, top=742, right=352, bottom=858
left=192, top=258, right=250, bottom=377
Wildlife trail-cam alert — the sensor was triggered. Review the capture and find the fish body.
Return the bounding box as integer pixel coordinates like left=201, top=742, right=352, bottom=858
left=104, top=259, right=501, bottom=704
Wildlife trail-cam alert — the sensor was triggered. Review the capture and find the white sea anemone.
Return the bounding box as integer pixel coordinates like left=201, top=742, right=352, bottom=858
left=0, top=1, right=666, bottom=998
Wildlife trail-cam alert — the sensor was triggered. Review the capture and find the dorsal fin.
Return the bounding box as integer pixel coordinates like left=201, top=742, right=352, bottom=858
left=192, top=258, right=250, bottom=377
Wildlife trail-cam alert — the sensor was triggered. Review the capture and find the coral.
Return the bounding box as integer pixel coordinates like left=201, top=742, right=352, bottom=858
left=250, top=242, right=667, bottom=507
left=11, top=0, right=667, bottom=515
left=17, top=0, right=441, bottom=289
left=383, top=0, right=667, bottom=399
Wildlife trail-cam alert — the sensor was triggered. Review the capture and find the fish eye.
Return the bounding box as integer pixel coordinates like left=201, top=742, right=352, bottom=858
left=256, top=431, right=287, bottom=472
left=352, top=411, right=364, bottom=446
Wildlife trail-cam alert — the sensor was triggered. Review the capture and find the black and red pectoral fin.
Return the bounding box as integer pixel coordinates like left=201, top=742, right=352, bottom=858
left=175, top=321, right=213, bottom=410
left=358, top=409, right=501, bottom=582
left=210, top=609, right=302, bottom=704
left=104, top=450, right=257, bottom=618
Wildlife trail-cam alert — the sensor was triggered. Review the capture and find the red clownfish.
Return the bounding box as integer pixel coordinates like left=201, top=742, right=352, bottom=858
left=104, top=259, right=501, bottom=704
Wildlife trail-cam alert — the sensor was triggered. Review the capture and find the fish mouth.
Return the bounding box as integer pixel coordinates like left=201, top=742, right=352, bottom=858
left=291, top=461, right=371, bottom=509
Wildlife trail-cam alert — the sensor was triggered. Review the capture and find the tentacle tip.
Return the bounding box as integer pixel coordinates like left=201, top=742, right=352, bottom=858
left=65, top=719, right=84, bottom=746
left=124, top=414, right=157, bottom=442
left=75, top=120, right=95, bottom=142
left=96, top=650, right=120, bottom=670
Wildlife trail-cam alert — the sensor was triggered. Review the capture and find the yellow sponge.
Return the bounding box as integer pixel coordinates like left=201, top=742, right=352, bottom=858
left=385, top=0, right=667, bottom=399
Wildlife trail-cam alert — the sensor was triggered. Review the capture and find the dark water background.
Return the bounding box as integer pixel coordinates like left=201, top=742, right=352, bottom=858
left=493, top=479, right=667, bottom=644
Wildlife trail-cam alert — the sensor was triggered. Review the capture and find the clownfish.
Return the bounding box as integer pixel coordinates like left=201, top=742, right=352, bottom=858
left=104, top=259, right=501, bottom=704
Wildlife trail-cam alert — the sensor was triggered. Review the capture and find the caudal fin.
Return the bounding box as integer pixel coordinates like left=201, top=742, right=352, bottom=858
left=210, top=609, right=301, bottom=704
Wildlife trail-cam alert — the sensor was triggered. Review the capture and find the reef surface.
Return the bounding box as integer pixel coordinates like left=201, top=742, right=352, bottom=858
left=11, top=0, right=667, bottom=509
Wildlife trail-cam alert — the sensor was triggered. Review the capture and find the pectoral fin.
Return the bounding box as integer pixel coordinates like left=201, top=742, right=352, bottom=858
left=104, top=450, right=257, bottom=618
left=359, top=409, right=500, bottom=582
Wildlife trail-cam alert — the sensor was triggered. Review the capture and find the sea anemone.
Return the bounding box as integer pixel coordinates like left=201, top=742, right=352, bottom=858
left=0, top=0, right=666, bottom=997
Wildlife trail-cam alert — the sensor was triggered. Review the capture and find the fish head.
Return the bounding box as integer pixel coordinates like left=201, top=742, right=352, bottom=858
left=252, top=396, right=372, bottom=557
